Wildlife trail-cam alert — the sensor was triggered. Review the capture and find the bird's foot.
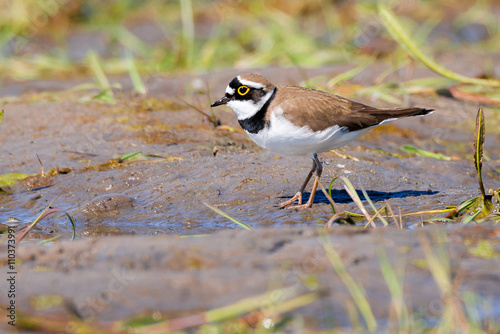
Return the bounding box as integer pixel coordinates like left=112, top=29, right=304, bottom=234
left=285, top=202, right=313, bottom=210
left=279, top=192, right=314, bottom=210
left=279, top=192, right=302, bottom=208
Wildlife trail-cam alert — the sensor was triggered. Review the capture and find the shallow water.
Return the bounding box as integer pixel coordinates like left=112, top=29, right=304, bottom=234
left=1, top=67, right=499, bottom=240
left=1, top=66, right=499, bottom=332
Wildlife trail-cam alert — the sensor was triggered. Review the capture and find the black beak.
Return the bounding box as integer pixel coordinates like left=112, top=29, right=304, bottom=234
left=211, top=96, right=231, bottom=107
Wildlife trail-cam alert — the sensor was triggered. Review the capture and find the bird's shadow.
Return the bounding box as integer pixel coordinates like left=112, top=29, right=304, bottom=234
left=279, top=188, right=439, bottom=204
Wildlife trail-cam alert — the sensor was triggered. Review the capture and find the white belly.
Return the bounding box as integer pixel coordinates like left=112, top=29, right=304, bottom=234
left=246, top=113, right=369, bottom=156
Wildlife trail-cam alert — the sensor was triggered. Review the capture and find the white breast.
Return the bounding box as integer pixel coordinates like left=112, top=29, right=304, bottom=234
left=246, top=110, right=369, bottom=156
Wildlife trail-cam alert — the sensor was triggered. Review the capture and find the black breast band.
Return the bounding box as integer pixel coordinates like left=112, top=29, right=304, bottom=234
left=238, top=88, right=276, bottom=134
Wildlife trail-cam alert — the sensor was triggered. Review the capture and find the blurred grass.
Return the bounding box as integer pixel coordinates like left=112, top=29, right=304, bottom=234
left=11, top=228, right=499, bottom=332
left=0, top=0, right=499, bottom=84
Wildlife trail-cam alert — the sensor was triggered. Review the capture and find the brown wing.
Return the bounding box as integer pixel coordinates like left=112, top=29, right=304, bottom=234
left=272, top=86, right=433, bottom=132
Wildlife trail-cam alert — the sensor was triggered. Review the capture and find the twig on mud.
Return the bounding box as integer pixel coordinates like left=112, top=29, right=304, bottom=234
left=36, top=154, right=45, bottom=177
left=176, top=96, right=218, bottom=127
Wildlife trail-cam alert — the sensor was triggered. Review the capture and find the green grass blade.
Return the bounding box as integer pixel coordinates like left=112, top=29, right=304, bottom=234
left=88, top=51, right=111, bottom=91
left=474, top=107, right=486, bottom=200
left=87, top=51, right=116, bottom=103
left=39, top=234, right=63, bottom=245
left=319, top=230, right=378, bottom=331
left=377, top=246, right=409, bottom=331
left=203, top=202, right=253, bottom=230
left=119, top=151, right=143, bottom=163
left=417, top=233, right=451, bottom=295
left=0, top=172, right=34, bottom=188
left=180, top=0, right=194, bottom=67
left=360, top=184, right=389, bottom=226
left=0, top=109, right=3, bottom=123
left=17, top=191, right=64, bottom=242
left=318, top=178, right=340, bottom=214
left=444, top=198, right=477, bottom=219
left=61, top=210, right=76, bottom=240
left=401, top=145, right=451, bottom=161
left=178, top=234, right=210, bottom=238
left=205, top=81, right=218, bottom=127
left=418, top=233, right=458, bottom=332
left=328, top=57, right=375, bottom=87
left=92, top=90, right=116, bottom=103
left=341, top=177, right=375, bottom=228
left=203, top=288, right=292, bottom=323
left=129, top=286, right=320, bottom=332
left=126, top=52, right=147, bottom=95
left=18, top=208, right=75, bottom=243
left=205, top=288, right=321, bottom=323
left=378, top=5, right=500, bottom=87
left=461, top=210, right=481, bottom=224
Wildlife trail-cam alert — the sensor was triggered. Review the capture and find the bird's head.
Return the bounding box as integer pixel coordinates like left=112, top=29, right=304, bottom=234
left=211, top=74, right=276, bottom=120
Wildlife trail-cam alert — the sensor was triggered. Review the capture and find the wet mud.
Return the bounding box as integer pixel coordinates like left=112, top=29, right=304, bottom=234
left=1, top=65, right=500, bottom=330
left=2, top=225, right=500, bottom=331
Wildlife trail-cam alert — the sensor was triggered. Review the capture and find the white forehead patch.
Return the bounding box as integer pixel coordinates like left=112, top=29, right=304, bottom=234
left=237, top=75, right=265, bottom=89
left=225, top=86, right=235, bottom=95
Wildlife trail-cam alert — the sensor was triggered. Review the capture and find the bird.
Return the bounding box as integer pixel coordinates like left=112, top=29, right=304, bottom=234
left=211, top=73, right=433, bottom=209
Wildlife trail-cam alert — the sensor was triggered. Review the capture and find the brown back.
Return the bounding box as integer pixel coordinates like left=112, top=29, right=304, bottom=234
left=270, top=86, right=432, bottom=132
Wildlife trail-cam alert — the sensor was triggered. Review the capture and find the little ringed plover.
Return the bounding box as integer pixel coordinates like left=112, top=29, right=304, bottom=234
left=211, top=73, right=433, bottom=209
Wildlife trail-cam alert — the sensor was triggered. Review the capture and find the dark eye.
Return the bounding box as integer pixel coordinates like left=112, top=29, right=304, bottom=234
left=237, top=86, right=250, bottom=96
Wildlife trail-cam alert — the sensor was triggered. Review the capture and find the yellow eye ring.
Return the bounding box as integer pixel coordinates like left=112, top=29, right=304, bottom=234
left=237, top=86, right=250, bottom=96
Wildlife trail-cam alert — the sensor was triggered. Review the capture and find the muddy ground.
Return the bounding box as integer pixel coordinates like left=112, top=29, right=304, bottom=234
left=1, top=64, right=500, bottom=331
